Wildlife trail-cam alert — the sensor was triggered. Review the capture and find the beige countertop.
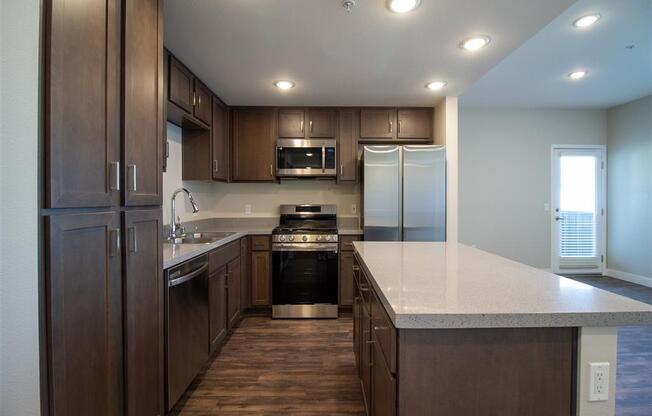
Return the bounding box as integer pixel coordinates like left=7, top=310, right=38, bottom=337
left=353, top=241, right=652, bottom=329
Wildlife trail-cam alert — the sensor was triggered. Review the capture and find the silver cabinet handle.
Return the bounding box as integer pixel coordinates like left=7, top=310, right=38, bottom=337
left=309, top=120, right=313, bottom=132
left=109, top=228, right=120, bottom=257
left=340, top=164, right=343, bottom=176
left=398, top=120, right=402, bottom=133
left=389, top=120, right=393, bottom=133
left=197, top=94, right=201, bottom=109
left=128, top=164, right=137, bottom=191
left=322, top=146, right=326, bottom=173
left=109, top=161, right=120, bottom=191
left=300, top=120, right=304, bottom=133
left=213, top=159, right=218, bottom=172
left=128, top=226, right=137, bottom=253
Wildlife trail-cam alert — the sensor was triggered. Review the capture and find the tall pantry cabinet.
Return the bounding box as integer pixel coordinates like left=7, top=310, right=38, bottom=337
left=42, top=0, right=164, bottom=415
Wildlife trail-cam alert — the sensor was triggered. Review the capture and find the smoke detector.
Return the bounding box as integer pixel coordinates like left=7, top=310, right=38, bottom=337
left=343, top=0, right=356, bottom=13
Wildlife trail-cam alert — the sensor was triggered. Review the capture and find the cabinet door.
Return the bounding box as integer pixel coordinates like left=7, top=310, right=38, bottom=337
left=232, top=108, right=277, bottom=181
left=46, top=211, right=122, bottom=416
left=308, top=108, right=335, bottom=138
left=240, top=238, right=250, bottom=309
left=353, top=291, right=361, bottom=373
left=397, top=108, right=432, bottom=140
left=45, top=0, right=120, bottom=208
left=338, top=109, right=358, bottom=182
left=361, top=303, right=372, bottom=414
left=209, top=266, right=227, bottom=353
left=123, top=0, right=163, bottom=206
left=212, top=98, right=229, bottom=181
left=193, top=79, right=212, bottom=126
left=250, top=251, right=271, bottom=306
left=123, top=208, right=164, bottom=416
left=227, top=257, right=242, bottom=328
left=360, top=109, right=395, bottom=139
left=371, top=341, right=397, bottom=416
left=339, top=251, right=354, bottom=306
left=278, top=109, right=305, bottom=138
left=168, top=56, right=194, bottom=114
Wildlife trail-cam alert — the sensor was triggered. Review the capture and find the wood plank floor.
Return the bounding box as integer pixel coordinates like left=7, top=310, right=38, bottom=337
left=567, top=276, right=652, bottom=416
left=171, top=317, right=365, bottom=416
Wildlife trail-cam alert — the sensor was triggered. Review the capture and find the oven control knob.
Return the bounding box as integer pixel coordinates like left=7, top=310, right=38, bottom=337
left=279, top=235, right=286, bottom=242
left=325, top=235, right=331, bottom=241
left=289, top=235, right=295, bottom=241
left=317, top=235, right=322, bottom=241
left=302, top=235, right=308, bottom=242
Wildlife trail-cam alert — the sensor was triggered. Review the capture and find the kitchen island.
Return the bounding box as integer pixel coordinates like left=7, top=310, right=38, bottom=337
left=351, top=242, right=652, bottom=416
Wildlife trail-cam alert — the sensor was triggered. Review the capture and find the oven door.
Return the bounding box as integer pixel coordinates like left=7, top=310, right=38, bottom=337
left=272, top=243, right=339, bottom=317
left=276, top=139, right=336, bottom=177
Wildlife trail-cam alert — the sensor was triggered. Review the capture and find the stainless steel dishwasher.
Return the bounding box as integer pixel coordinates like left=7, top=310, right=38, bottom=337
left=165, top=254, right=209, bottom=411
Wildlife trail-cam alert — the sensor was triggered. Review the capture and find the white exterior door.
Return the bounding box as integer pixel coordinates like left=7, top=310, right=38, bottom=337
left=551, top=146, right=606, bottom=274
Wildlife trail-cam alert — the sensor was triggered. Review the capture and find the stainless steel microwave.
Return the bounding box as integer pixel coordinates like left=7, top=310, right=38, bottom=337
left=276, top=139, right=337, bottom=178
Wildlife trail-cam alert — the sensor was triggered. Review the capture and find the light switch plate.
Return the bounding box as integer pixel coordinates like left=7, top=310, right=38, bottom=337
left=589, top=362, right=609, bottom=402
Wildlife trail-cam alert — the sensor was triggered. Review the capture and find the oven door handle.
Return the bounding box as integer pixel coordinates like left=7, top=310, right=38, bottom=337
left=273, top=243, right=338, bottom=253
left=168, top=263, right=208, bottom=287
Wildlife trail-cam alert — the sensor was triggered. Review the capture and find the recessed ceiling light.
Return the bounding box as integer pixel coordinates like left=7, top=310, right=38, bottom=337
left=274, top=80, right=295, bottom=90
left=426, top=81, right=447, bottom=91
left=573, top=14, right=601, bottom=28
left=460, top=36, right=491, bottom=51
left=387, top=0, right=421, bottom=13
left=568, top=70, right=587, bottom=80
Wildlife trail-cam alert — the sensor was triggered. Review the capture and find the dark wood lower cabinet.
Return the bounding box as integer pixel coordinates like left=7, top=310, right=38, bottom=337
left=339, top=251, right=355, bottom=306
left=250, top=249, right=271, bottom=306
left=353, top=255, right=576, bottom=416
left=209, top=266, right=228, bottom=353
left=227, top=257, right=242, bottom=328
left=46, top=212, right=123, bottom=416
left=122, top=208, right=164, bottom=416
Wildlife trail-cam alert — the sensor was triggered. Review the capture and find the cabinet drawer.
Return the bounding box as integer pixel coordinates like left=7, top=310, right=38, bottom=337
left=371, top=290, right=397, bottom=374
left=209, top=240, right=240, bottom=274
left=251, top=235, right=271, bottom=251
left=340, top=235, right=361, bottom=251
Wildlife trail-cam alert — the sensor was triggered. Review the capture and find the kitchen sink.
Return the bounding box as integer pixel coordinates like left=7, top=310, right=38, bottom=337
left=166, top=231, right=236, bottom=245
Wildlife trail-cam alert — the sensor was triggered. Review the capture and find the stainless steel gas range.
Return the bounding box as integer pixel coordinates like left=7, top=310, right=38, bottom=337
left=271, top=204, right=339, bottom=318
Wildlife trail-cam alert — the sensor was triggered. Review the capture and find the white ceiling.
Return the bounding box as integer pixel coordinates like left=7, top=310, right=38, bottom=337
left=164, top=0, right=574, bottom=106
left=460, top=0, right=652, bottom=109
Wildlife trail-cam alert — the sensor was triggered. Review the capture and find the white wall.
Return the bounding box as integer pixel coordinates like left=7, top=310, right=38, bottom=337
left=459, top=108, right=607, bottom=268
left=163, top=123, right=361, bottom=224
left=606, top=96, right=652, bottom=282
left=0, top=0, right=42, bottom=415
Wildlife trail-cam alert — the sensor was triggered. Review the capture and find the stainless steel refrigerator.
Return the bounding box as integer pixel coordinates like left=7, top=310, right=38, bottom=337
left=363, top=145, right=446, bottom=241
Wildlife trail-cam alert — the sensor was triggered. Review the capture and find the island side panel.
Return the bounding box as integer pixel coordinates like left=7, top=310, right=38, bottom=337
left=576, top=327, right=617, bottom=416
left=397, top=327, right=577, bottom=416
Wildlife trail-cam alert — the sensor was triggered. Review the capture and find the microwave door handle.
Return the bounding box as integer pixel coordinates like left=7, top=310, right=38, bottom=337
left=322, top=146, right=326, bottom=173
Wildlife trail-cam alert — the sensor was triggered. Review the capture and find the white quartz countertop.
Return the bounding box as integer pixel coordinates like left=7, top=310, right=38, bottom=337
left=163, top=231, right=249, bottom=269
left=353, top=242, right=652, bottom=329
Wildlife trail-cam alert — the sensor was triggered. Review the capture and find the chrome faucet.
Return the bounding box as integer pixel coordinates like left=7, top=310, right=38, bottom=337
left=169, top=188, right=199, bottom=240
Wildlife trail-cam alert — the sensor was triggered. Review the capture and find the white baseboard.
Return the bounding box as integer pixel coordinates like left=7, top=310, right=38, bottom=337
left=604, top=268, right=652, bottom=288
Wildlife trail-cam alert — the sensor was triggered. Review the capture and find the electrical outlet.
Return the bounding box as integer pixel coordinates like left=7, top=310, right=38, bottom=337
left=244, top=204, right=252, bottom=215
left=351, top=204, right=357, bottom=214
left=589, top=362, right=609, bottom=401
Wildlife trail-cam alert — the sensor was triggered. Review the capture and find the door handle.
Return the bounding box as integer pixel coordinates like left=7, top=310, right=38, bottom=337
left=128, top=164, right=137, bottom=192
left=309, top=120, right=313, bottom=133
left=109, top=228, right=120, bottom=257
left=213, top=159, right=218, bottom=172
left=128, top=226, right=137, bottom=253
left=109, top=161, right=120, bottom=191
left=388, top=120, right=392, bottom=133
left=398, top=120, right=402, bottom=133
left=300, top=120, right=304, bottom=133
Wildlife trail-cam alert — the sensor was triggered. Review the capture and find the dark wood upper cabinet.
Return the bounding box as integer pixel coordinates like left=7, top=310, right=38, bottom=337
left=168, top=56, right=193, bottom=114
left=250, top=250, right=271, bottom=306
left=337, top=109, right=358, bottom=183
left=360, top=108, right=396, bottom=139
left=212, top=98, right=229, bottom=182
left=122, top=208, right=163, bottom=416
left=232, top=108, right=277, bottom=182
left=209, top=266, right=228, bottom=353
left=307, top=108, right=336, bottom=138
left=397, top=108, right=432, bottom=139
left=278, top=109, right=305, bottom=138
left=46, top=211, right=122, bottom=416
left=227, top=257, right=242, bottom=329
left=45, top=0, right=120, bottom=208
left=193, top=80, right=212, bottom=126
left=123, top=0, right=163, bottom=207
